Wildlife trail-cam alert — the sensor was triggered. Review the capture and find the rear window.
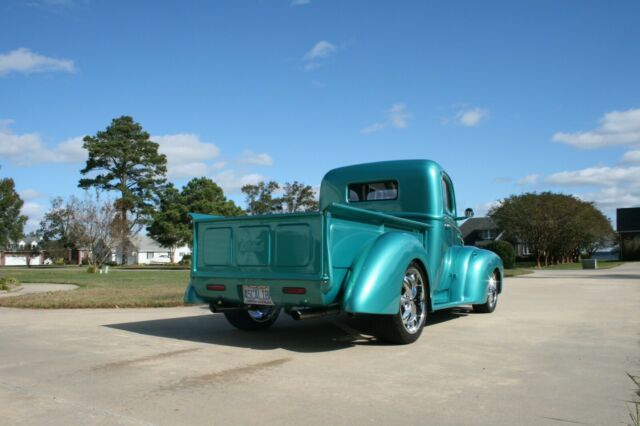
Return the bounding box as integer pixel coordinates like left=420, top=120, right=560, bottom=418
left=348, top=181, right=398, bottom=202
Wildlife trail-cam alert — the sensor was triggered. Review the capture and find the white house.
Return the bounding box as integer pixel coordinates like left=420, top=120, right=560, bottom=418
left=112, top=235, right=191, bottom=265
left=0, top=237, right=44, bottom=266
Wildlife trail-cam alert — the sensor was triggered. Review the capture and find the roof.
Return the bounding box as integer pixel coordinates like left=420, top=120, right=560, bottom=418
left=319, top=159, right=448, bottom=215
left=131, top=235, right=168, bottom=252
left=459, top=217, right=498, bottom=239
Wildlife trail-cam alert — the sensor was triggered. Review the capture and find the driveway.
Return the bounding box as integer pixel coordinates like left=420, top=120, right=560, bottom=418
left=1, top=263, right=639, bottom=425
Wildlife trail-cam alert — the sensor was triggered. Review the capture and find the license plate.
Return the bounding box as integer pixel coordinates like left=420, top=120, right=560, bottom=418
left=242, top=285, right=274, bottom=305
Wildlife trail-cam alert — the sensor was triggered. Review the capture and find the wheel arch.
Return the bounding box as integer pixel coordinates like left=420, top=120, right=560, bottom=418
left=342, top=231, right=429, bottom=315
left=408, top=257, right=433, bottom=313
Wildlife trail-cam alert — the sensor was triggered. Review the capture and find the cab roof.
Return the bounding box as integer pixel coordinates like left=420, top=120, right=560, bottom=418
left=319, top=159, right=451, bottom=216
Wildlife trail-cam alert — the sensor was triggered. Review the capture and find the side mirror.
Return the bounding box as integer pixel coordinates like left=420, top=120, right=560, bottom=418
left=464, top=208, right=474, bottom=218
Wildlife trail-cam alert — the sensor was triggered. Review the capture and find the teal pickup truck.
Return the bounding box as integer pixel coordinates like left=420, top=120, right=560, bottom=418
left=184, top=160, right=503, bottom=344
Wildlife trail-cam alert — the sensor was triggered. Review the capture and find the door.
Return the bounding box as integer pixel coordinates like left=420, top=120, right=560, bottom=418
left=433, top=174, right=463, bottom=305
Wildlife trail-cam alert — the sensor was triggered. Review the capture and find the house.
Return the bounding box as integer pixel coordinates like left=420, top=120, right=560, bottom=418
left=460, top=217, right=531, bottom=257
left=0, top=237, right=45, bottom=266
left=617, top=207, right=640, bottom=260
left=112, top=235, right=191, bottom=265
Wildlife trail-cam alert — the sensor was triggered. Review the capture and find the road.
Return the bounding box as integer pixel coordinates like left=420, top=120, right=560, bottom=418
left=1, top=263, right=639, bottom=425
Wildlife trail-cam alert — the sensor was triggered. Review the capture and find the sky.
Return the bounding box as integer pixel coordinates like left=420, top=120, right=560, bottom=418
left=1, top=0, right=639, bottom=232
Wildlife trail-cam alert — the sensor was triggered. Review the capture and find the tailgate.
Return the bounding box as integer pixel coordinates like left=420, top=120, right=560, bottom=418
left=193, top=212, right=325, bottom=280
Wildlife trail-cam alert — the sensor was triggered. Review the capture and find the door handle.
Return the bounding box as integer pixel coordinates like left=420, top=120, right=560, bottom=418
left=444, top=223, right=452, bottom=229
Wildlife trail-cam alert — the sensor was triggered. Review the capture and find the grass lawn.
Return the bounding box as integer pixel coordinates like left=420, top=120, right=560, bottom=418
left=503, top=260, right=625, bottom=278
left=503, top=268, right=534, bottom=277
left=0, top=267, right=189, bottom=309
left=542, top=260, right=625, bottom=270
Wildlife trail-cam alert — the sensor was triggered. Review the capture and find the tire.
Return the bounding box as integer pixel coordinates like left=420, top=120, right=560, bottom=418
left=223, top=306, right=281, bottom=331
left=373, top=262, right=428, bottom=344
left=473, top=270, right=499, bottom=313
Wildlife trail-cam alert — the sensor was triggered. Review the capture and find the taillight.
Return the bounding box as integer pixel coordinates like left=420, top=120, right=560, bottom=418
left=282, top=287, right=306, bottom=295
left=206, top=284, right=226, bottom=291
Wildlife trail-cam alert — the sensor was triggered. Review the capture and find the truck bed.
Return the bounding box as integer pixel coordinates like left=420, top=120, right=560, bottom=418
left=187, top=204, right=430, bottom=308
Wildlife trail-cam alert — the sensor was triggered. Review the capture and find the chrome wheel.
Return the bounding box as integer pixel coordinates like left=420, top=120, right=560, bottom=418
left=400, top=266, right=426, bottom=334
left=486, top=273, right=498, bottom=308
left=248, top=306, right=279, bottom=323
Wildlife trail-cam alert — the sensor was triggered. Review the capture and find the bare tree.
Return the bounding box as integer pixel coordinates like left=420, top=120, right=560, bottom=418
left=73, top=193, right=119, bottom=268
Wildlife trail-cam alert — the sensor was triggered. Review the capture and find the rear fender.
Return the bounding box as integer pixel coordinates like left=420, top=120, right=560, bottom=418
left=342, top=232, right=429, bottom=315
left=456, top=247, right=503, bottom=304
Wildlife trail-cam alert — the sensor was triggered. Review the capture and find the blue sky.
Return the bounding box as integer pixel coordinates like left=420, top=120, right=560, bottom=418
left=1, top=0, right=639, bottom=231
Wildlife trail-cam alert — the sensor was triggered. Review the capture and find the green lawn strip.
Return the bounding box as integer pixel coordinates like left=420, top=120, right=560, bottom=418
left=541, top=260, right=624, bottom=270
left=504, top=268, right=534, bottom=277
left=0, top=268, right=189, bottom=309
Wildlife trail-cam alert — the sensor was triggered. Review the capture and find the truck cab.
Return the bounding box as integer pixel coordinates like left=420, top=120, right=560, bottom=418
left=184, top=160, right=503, bottom=344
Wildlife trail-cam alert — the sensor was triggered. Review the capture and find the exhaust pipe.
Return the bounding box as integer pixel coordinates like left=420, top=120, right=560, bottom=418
left=209, top=304, right=246, bottom=314
left=289, top=308, right=340, bottom=321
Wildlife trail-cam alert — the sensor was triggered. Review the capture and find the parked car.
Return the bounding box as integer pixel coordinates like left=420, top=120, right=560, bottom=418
left=184, top=160, right=504, bottom=344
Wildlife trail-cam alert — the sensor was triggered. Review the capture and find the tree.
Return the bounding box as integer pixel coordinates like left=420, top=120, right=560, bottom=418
left=0, top=177, right=27, bottom=248
left=79, top=116, right=167, bottom=264
left=490, top=192, right=614, bottom=268
left=241, top=181, right=281, bottom=215
left=148, top=178, right=243, bottom=253
left=147, top=185, right=185, bottom=261
left=282, top=181, right=318, bottom=213
left=73, top=194, right=119, bottom=268
left=37, top=196, right=80, bottom=261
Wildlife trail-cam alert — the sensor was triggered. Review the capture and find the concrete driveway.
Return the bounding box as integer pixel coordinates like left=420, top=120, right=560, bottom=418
left=1, top=263, right=639, bottom=426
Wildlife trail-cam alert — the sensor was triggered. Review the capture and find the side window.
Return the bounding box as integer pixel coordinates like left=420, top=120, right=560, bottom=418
left=441, top=176, right=454, bottom=215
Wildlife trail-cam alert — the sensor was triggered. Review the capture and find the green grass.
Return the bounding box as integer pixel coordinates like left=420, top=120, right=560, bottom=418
left=545, top=260, right=624, bottom=270
left=502, top=260, right=625, bottom=278
left=503, top=268, right=534, bottom=277
left=0, top=267, right=189, bottom=309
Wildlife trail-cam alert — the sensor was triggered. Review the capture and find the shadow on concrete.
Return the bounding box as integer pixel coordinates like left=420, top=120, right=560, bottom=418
left=104, top=307, right=469, bottom=353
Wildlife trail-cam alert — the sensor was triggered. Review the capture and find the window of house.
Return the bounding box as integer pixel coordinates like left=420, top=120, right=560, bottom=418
left=481, top=230, right=497, bottom=240
left=348, top=181, right=398, bottom=202
left=147, top=252, right=154, bottom=259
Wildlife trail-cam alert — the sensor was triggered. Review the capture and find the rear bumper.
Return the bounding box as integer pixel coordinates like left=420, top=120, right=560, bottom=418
left=185, top=277, right=329, bottom=308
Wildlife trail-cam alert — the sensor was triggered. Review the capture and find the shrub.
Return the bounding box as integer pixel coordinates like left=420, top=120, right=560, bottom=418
left=87, top=265, right=98, bottom=274
left=179, top=254, right=192, bottom=265
left=81, top=257, right=90, bottom=266
left=55, top=258, right=66, bottom=265
left=0, top=276, right=20, bottom=291
left=486, top=240, right=516, bottom=269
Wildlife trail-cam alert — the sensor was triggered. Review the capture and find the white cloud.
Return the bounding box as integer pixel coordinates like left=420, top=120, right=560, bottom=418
left=389, top=103, right=411, bottom=129
left=360, top=123, right=385, bottom=134
left=153, top=133, right=221, bottom=179
left=238, top=150, right=274, bottom=166
left=212, top=170, right=265, bottom=195
left=456, top=107, right=489, bottom=127
left=19, top=189, right=44, bottom=201
left=0, top=48, right=75, bottom=76
left=48, top=136, right=86, bottom=162
left=21, top=201, right=46, bottom=233
left=291, top=0, right=311, bottom=5
left=0, top=121, right=85, bottom=165
left=546, top=166, right=640, bottom=188
left=552, top=108, right=640, bottom=149
left=578, top=187, right=640, bottom=210
left=301, top=41, right=337, bottom=71
left=304, top=41, right=336, bottom=61
left=622, top=150, right=640, bottom=164
left=361, top=103, right=411, bottom=134
left=517, top=174, right=539, bottom=186
left=473, top=200, right=502, bottom=218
